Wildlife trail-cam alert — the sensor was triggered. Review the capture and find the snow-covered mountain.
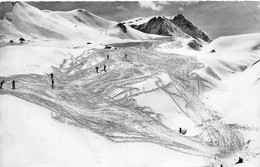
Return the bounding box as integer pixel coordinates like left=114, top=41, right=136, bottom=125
left=126, top=16, right=189, bottom=38
left=1, top=2, right=260, bottom=167
left=124, top=14, right=210, bottom=43
left=0, top=2, right=161, bottom=43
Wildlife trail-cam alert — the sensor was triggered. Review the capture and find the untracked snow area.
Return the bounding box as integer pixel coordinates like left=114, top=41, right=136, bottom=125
left=0, top=45, right=75, bottom=76
left=200, top=33, right=260, bottom=126
left=204, top=61, right=260, bottom=127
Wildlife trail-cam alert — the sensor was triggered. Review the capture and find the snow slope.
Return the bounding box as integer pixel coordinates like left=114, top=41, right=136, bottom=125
left=198, top=33, right=260, bottom=83
left=0, top=44, right=221, bottom=166
left=123, top=16, right=154, bottom=26
left=0, top=2, right=166, bottom=77
left=156, top=32, right=260, bottom=166
left=201, top=33, right=260, bottom=127
left=0, top=45, right=74, bottom=76
left=0, top=95, right=211, bottom=167
left=203, top=33, right=260, bottom=53
left=157, top=33, right=260, bottom=87
left=204, top=59, right=260, bottom=127
left=201, top=34, right=260, bottom=167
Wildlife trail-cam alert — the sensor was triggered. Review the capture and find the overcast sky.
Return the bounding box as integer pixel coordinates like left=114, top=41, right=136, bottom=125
left=1, top=1, right=260, bottom=39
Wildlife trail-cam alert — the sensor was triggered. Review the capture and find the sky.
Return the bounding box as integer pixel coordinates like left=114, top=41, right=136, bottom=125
left=1, top=1, right=260, bottom=39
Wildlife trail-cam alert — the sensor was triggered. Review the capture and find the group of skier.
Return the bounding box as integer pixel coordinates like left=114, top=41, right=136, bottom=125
left=0, top=80, right=16, bottom=90
left=95, top=54, right=109, bottom=73
left=95, top=53, right=128, bottom=74
left=95, top=65, right=107, bottom=73
left=1, top=53, right=129, bottom=90
left=0, top=74, right=54, bottom=90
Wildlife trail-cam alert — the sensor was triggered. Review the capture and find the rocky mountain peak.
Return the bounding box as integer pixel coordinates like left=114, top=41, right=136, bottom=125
left=125, top=14, right=211, bottom=43
left=129, top=16, right=189, bottom=37
left=171, top=14, right=211, bottom=42
left=172, top=14, right=195, bottom=31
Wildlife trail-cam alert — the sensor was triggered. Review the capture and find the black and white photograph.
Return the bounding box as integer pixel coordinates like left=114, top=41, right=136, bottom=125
left=0, top=0, right=260, bottom=166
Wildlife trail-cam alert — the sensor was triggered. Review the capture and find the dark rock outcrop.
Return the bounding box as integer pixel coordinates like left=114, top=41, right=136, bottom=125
left=235, top=157, right=243, bottom=164
left=134, top=16, right=189, bottom=38
left=188, top=40, right=202, bottom=51
left=126, top=14, right=211, bottom=43
left=171, top=14, right=211, bottom=42
left=117, top=23, right=127, bottom=33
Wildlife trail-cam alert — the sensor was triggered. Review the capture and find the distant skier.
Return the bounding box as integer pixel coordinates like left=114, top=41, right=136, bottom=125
left=12, top=80, right=15, bottom=90
left=210, top=49, right=216, bottom=53
left=103, top=65, right=107, bottom=72
left=179, top=127, right=187, bottom=135
left=125, top=54, right=127, bottom=59
left=51, top=79, right=54, bottom=89
left=0, top=80, right=5, bottom=89
left=50, top=73, right=54, bottom=80
left=179, top=127, right=182, bottom=134
left=50, top=73, right=55, bottom=89
left=235, top=157, right=243, bottom=164
left=95, top=66, right=99, bottom=73
left=107, top=55, right=109, bottom=59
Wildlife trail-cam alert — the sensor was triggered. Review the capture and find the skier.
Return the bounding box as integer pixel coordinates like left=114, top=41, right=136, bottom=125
left=179, top=127, right=187, bottom=135
left=103, top=65, right=107, bottom=72
left=179, top=127, right=182, bottom=134
left=95, top=66, right=99, bottom=73
left=50, top=73, right=54, bottom=89
left=125, top=54, right=127, bottom=59
left=51, top=79, right=54, bottom=89
left=50, top=73, right=54, bottom=80
left=12, top=80, right=15, bottom=90
left=235, top=157, right=243, bottom=164
left=107, top=55, right=109, bottom=59
left=0, top=80, right=5, bottom=89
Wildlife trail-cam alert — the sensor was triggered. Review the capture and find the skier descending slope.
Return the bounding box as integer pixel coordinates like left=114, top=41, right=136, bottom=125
left=50, top=73, right=54, bottom=89
left=12, top=80, right=15, bottom=90
left=50, top=73, right=54, bottom=80
left=235, top=157, right=243, bottom=164
left=0, top=80, right=5, bottom=89
left=51, top=79, right=54, bottom=89
left=103, top=65, right=107, bottom=72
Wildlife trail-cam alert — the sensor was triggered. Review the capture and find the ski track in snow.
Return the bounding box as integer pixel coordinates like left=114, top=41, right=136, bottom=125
left=0, top=45, right=246, bottom=163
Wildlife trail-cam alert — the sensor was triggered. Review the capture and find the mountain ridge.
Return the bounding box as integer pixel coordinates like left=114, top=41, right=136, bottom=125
left=0, top=2, right=162, bottom=42
left=123, top=14, right=211, bottom=43
left=171, top=14, right=210, bottom=42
